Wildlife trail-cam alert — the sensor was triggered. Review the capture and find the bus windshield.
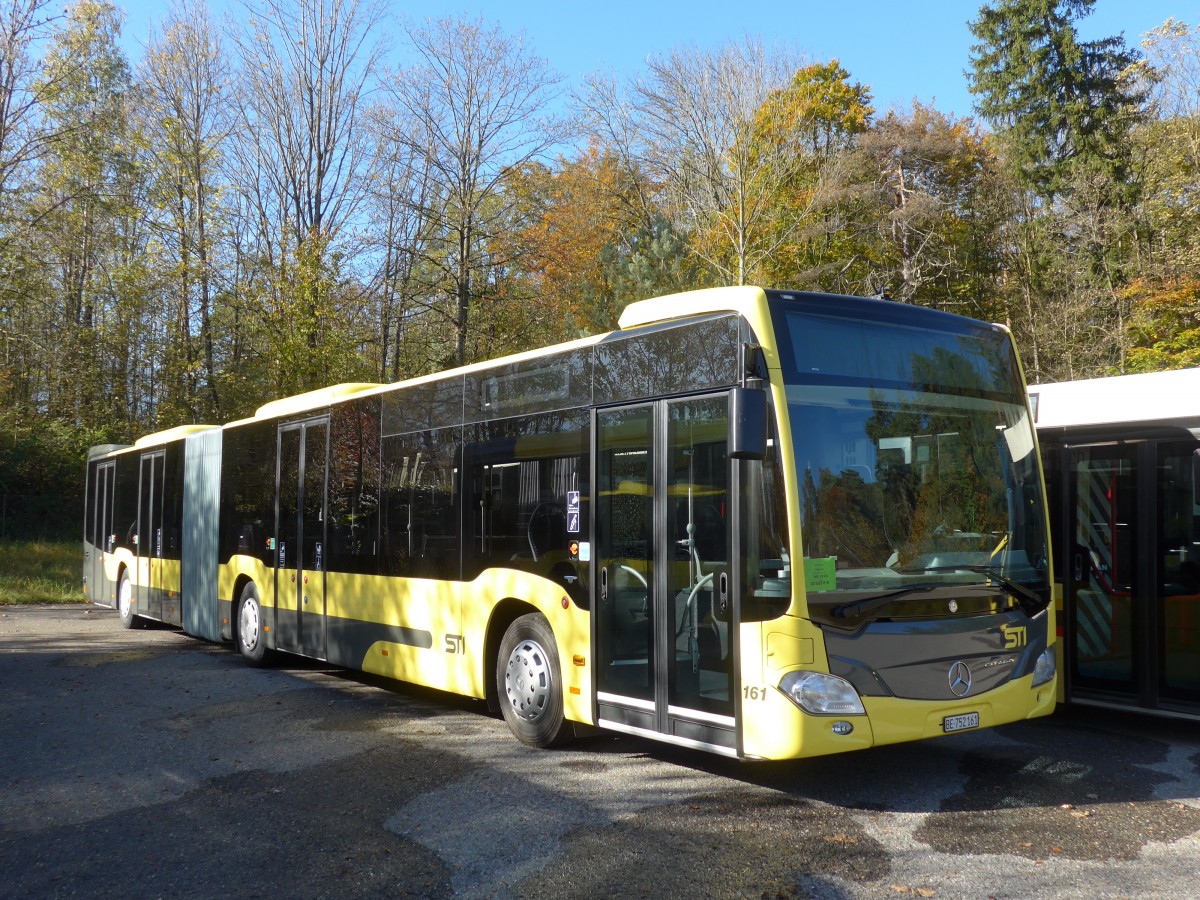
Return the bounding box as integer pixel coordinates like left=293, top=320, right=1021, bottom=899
left=769, top=295, right=1050, bottom=618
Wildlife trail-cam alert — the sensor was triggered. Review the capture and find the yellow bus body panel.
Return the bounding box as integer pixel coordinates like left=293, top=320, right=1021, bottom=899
left=220, top=556, right=275, bottom=610
left=219, top=563, right=595, bottom=727
left=103, top=548, right=137, bottom=603
left=351, top=568, right=593, bottom=725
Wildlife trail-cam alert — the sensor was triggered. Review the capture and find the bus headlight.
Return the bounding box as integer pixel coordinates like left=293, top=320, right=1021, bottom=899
left=1032, top=647, right=1056, bottom=687
left=778, top=671, right=865, bottom=716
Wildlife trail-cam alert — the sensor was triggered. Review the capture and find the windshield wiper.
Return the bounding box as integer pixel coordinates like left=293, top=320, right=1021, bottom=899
left=909, top=565, right=1046, bottom=616
left=830, top=583, right=946, bottom=620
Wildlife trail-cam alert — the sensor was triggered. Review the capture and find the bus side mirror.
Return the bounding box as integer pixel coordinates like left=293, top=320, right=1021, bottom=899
left=729, top=386, right=767, bottom=460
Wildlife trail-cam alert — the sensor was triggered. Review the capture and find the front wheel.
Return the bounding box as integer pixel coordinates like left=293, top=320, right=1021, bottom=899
left=236, top=582, right=271, bottom=666
left=117, top=571, right=136, bottom=629
left=496, top=613, right=573, bottom=748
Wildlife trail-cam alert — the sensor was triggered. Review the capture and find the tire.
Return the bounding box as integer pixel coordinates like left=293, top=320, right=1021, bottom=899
left=496, top=613, right=573, bottom=748
left=236, top=582, right=271, bottom=666
left=117, top=571, right=136, bottom=629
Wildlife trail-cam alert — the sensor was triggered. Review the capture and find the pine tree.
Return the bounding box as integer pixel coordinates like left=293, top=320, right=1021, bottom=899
left=968, top=0, right=1145, bottom=201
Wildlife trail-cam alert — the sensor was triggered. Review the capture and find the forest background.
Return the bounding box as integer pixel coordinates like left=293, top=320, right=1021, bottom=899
left=1, top=0, right=1197, bottom=540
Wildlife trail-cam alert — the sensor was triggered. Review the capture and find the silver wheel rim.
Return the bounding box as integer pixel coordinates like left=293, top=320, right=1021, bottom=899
left=504, top=638, right=552, bottom=721
left=240, top=598, right=260, bottom=652
left=117, top=577, right=131, bottom=618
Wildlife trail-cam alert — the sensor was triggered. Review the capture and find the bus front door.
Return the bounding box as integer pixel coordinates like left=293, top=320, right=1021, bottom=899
left=275, top=419, right=329, bottom=660
left=595, top=396, right=737, bottom=753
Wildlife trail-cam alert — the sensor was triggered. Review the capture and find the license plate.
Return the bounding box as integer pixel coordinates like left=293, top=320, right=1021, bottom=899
left=943, top=712, right=980, bottom=733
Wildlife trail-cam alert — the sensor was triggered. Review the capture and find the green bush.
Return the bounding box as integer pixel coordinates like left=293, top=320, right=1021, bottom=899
left=0, top=414, right=115, bottom=542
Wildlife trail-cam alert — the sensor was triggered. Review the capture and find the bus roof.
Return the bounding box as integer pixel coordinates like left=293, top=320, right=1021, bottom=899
left=252, top=382, right=381, bottom=421
left=220, top=286, right=778, bottom=426
left=618, top=285, right=767, bottom=329
left=133, top=424, right=219, bottom=449
left=1030, top=367, right=1200, bottom=434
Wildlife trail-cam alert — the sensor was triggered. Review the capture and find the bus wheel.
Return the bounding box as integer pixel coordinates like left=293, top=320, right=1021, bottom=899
left=236, top=582, right=270, bottom=666
left=117, top=571, right=136, bottom=629
left=497, top=613, right=573, bottom=748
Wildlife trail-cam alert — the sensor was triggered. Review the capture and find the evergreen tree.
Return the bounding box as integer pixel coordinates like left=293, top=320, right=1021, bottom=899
left=968, top=0, right=1145, bottom=201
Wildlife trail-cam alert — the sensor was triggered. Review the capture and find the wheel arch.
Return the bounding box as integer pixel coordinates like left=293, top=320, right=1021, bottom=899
left=484, top=597, right=541, bottom=714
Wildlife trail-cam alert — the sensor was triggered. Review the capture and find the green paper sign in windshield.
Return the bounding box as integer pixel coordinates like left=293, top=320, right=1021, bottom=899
left=804, top=557, right=836, bottom=593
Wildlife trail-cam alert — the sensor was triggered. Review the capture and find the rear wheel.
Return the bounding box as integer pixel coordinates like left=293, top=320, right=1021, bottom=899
left=236, top=582, right=271, bottom=666
left=496, top=613, right=573, bottom=748
left=117, top=571, right=136, bottom=629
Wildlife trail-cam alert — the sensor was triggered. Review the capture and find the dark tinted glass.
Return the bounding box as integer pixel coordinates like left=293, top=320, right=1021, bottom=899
left=465, top=348, right=592, bottom=423
left=741, top=405, right=791, bottom=622
left=594, top=315, right=740, bottom=404
left=114, top=453, right=139, bottom=552
left=85, top=461, right=97, bottom=545
left=771, top=295, right=1020, bottom=398
left=219, top=420, right=276, bottom=565
left=381, top=427, right=462, bottom=580
left=138, top=454, right=157, bottom=558
left=463, top=411, right=589, bottom=601
left=327, top=397, right=381, bottom=574
left=163, top=443, right=183, bottom=560
left=382, top=377, right=463, bottom=436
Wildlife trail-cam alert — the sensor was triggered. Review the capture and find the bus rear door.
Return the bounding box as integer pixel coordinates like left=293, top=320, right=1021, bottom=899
left=137, top=451, right=165, bottom=620
left=275, top=418, right=329, bottom=659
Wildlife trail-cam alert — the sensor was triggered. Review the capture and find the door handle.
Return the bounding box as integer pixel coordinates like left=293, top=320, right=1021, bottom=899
left=600, top=566, right=608, bottom=603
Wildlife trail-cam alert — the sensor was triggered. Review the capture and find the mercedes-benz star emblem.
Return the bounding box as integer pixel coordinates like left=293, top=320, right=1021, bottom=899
left=948, top=661, right=972, bottom=697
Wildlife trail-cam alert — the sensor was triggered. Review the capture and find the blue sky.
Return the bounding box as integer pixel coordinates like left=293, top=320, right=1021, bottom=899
left=117, top=0, right=1194, bottom=121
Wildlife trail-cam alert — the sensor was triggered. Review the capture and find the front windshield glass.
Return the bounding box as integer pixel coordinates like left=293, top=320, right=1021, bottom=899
left=770, top=294, right=1050, bottom=616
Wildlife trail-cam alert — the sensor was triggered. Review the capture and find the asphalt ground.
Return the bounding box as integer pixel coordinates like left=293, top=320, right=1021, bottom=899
left=2, top=604, right=1199, bottom=899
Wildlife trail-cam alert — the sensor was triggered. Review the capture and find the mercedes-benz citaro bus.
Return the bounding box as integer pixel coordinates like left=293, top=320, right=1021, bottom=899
left=83, top=286, right=1057, bottom=760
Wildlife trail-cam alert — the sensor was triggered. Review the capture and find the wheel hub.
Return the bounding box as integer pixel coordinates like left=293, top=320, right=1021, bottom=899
left=240, top=600, right=260, bottom=652
left=505, top=639, right=550, bottom=721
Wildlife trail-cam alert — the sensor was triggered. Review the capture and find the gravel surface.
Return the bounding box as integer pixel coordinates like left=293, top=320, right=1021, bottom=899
left=3, top=604, right=1200, bottom=899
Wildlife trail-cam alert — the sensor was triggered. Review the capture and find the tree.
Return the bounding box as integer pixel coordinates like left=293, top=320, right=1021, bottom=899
left=852, top=103, right=998, bottom=313
left=1123, top=276, right=1200, bottom=371
left=230, top=0, right=384, bottom=394
left=386, top=15, right=568, bottom=367
left=1117, top=20, right=1200, bottom=372
left=583, top=37, right=803, bottom=286
left=1136, top=19, right=1200, bottom=277
left=968, top=0, right=1145, bottom=202
left=969, top=0, right=1149, bottom=378
left=139, top=0, right=231, bottom=422
left=362, top=98, right=441, bottom=381
left=507, top=142, right=676, bottom=338
left=0, top=0, right=57, bottom=224
left=747, top=60, right=873, bottom=292
left=30, top=0, right=137, bottom=428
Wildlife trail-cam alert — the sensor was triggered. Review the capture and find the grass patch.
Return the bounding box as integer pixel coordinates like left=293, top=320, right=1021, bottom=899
left=0, top=539, right=84, bottom=604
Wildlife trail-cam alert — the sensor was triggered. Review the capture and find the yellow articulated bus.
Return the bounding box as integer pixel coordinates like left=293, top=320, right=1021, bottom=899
left=83, top=286, right=1057, bottom=759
